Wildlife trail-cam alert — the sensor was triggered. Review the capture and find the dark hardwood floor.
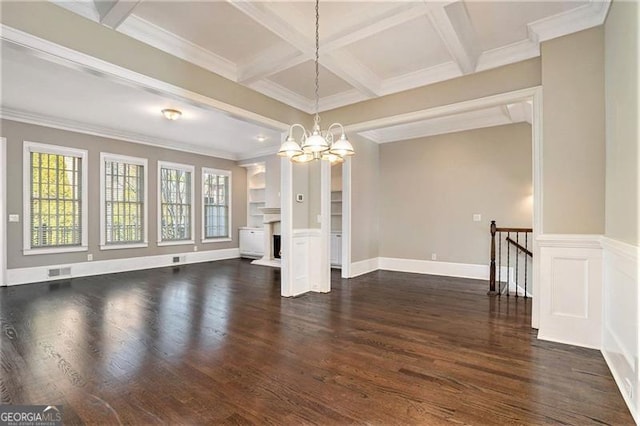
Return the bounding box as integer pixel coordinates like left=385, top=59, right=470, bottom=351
left=0, top=259, right=633, bottom=425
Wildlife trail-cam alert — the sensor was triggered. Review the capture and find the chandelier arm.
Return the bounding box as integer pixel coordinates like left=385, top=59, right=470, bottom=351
left=288, top=123, right=308, bottom=141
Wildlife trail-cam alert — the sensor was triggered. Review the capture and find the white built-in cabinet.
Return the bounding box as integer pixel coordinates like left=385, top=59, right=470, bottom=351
left=330, top=189, right=342, bottom=267
left=330, top=232, right=342, bottom=267
left=240, top=164, right=266, bottom=258
left=239, top=228, right=264, bottom=258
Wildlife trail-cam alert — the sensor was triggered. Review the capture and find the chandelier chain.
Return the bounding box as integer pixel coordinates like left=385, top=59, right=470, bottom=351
left=314, top=0, right=320, bottom=124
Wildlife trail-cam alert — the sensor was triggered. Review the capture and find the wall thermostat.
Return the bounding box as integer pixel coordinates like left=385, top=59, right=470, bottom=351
left=296, top=193, right=304, bottom=203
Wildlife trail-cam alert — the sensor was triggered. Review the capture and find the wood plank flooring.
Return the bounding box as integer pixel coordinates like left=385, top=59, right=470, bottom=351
left=0, top=259, right=634, bottom=425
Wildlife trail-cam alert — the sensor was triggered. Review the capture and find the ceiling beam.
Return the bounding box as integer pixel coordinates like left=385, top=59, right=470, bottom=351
left=228, top=0, right=380, bottom=97
left=427, top=2, right=481, bottom=75
left=94, top=0, right=142, bottom=29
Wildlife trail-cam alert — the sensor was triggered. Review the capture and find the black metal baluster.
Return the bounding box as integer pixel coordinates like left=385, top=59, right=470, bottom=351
left=524, top=232, right=528, bottom=299
left=506, top=232, right=510, bottom=297
left=498, top=232, right=502, bottom=296
left=515, top=233, right=519, bottom=298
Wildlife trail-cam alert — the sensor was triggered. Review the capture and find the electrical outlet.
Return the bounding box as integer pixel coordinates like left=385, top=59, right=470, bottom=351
left=431, top=253, right=437, bottom=261
left=473, top=214, right=482, bottom=222
left=624, top=378, right=633, bottom=399
left=9, top=214, right=19, bottom=222
left=194, top=246, right=198, bottom=252
left=87, top=254, right=93, bottom=261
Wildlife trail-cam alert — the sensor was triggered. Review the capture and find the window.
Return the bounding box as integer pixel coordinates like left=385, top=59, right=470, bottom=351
left=23, top=142, right=88, bottom=254
left=202, top=168, right=231, bottom=241
left=100, top=153, right=147, bottom=249
left=158, top=161, right=194, bottom=245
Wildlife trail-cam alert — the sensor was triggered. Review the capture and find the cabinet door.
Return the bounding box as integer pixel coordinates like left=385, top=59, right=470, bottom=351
left=331, top=233, right=342, bottom=266
left=239, top=229, right=252, bottom=255
left=249, top=230, right=264, bottom=256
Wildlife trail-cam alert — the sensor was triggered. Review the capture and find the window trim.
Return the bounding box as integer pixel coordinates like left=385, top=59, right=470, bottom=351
left=157, top=161, right=195, bottom=246
left=201, top=167, right=232, bottom=243
left=23, top=141, right=89, bottom=255
left=99, top=153, right=148, bottom=251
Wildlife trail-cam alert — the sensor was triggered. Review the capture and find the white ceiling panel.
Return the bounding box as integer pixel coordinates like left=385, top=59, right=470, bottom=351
left=465, top=0, right=589, bottom=51
left=344, top=14, right=452, bottom=79
left=0, top=43, right=283, bottom=159
left=132, top=1, right=292, bottom=64
left=267, top=60, right=354, bottom=100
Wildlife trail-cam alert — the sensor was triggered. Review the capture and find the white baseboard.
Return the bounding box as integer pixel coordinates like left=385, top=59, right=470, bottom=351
left=349, top=258, right=379, bottom=278
left=5, top=248, right=241, bottom=286
left=378, top=257, right=488, bottom=280
left=601, top=236, right=638, bottom=423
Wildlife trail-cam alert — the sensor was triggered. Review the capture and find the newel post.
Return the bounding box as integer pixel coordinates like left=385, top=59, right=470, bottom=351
left=488, top=220, right=497, bottom=296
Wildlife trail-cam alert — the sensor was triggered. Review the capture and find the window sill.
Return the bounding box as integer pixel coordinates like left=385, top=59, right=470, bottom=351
left=100, top=243, right=148, bottom=251
left=202, top=238, right=232, bottom=244
left=157, top=240, right=195, bottom=247
left=23, top=246, right=88, bottom=256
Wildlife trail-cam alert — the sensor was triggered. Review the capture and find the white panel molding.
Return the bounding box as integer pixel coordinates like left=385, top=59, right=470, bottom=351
left=527, top=0, right=611, bottom=43
left=537, top=234, right=603, bottom=349
left=601, top=236, right=639, bottom=423
left=238, top=44, right=308, bottom=84
left=318, top=89, right=370, bottom=113
left=0, top=107, right=238, bottom=160
left=5, top=248, right=241, bottom=286
left=349, top=258, right=379, bottom=278
left=0, top=138, right=6, bottom=287
left=117, top=15, right=237, bottom=81
left=0, top=25, right=289, bottom=133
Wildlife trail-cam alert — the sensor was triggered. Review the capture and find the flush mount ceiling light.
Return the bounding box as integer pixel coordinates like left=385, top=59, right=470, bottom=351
left=161, top=108, right=182, bottom=121
left=256, top=135, right=267, bottom=142
left=278, top=0, right=354, bottom=164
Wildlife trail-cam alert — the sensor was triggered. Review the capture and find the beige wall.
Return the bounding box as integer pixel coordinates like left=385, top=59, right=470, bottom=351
left=321, top=59, right=540, bottom=126
left=604, top=1, right=639, bottom=246
left=350, top=135, right=380, bottom=262
left=2, top=119, right=247, bottom=269
left=0, top=1, right=309, bottom=129
left=541, top=27, right=606, bottom=234
left=379, top=124, right=532, bottom=265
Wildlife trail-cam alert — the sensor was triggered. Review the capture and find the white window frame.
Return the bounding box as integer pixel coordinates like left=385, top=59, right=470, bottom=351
left=100, top=153, right=148, bottom=250
left=202, top=168, right=232, bottom=243
left=23, top=141, right=89, bottom=255
left=157, top=161, right=195, bottom=247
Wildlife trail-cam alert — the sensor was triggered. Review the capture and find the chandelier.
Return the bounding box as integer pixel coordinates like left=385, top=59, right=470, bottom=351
left=278, top=0, right=355, bottom=163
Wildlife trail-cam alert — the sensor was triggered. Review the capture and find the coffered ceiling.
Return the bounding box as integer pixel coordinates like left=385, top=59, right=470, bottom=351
left=53, top=0, right=609, bottom=114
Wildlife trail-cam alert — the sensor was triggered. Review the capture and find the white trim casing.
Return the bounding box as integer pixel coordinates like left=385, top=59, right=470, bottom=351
left=0, top=137, right=6, bottom=286
left=99, top=152, right=149, bottom=250
left=280, top=157, right=294, bottom=297
left=537, top=234, right=603, bottom=349
left=157, top=161, right=195, bottom=246
left=341, top=158, right=352, bottom=279
left=201, top=167, right=232, bottom=243
left=22, top=141, right=89, bottom=255
left=601, top=237, right=639, bottom=424
left=5, top=247, right=240, bottom=286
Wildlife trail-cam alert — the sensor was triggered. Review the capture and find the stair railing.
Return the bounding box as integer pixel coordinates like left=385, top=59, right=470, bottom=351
left=488, top=220, right=533, bottom=297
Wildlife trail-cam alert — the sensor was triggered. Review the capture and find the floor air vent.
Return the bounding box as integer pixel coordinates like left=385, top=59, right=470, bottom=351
left=48, top=267, right=71, bottom=278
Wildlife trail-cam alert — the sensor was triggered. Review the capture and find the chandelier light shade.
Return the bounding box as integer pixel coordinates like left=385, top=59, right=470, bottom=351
left=278, top=0, right=355, bottom=163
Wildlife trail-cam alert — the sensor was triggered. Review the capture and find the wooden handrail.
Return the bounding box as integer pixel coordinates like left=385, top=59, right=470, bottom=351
left=495, top=227, right=533, bottom=233
left=505, top=237, right=533, bottom=257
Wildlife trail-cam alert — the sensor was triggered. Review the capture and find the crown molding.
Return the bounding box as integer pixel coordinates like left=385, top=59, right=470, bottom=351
left=0, top=108, right=245, bottom=160
left=527, top=0, right=611, bottom=43
left=248, top=80, right=314, bottom=114
left=476, top=39, right=540, bottom=72
left=379, top=62, right=462, bottom=96
left=236, top=145, right=281, bottom=162
left=50, top=0, right=100, bottom=22
left=117, top=15, right=237, bottom=81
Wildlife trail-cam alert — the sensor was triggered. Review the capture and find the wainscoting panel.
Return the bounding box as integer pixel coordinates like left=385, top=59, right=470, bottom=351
left=601, top=237, right=639, bottom=424
left=537, top=234, right=603, bottom=349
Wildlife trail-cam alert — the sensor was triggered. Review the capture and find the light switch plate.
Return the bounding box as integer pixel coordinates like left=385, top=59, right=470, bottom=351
left=9, top=214, right=19, bottom=222
left=473, top=214, right=482, bottom=222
